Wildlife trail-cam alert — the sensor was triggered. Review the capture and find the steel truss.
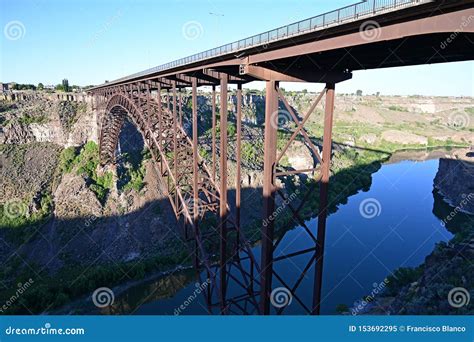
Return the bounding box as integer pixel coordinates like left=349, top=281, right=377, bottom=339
left=94, top=66, right=340, bottom=315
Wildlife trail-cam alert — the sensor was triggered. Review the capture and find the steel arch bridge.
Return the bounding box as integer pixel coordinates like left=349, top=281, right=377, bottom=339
left=89, top=0, right=474, bottom=314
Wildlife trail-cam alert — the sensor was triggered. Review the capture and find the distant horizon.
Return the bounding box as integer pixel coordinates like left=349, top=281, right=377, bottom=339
left=2, top=81, right=473, bottom=99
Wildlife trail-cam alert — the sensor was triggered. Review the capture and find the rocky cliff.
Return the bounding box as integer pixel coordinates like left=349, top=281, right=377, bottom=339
left=434, top=156, right=474, bottom=215
left=0, top=95, right=98, bottom=146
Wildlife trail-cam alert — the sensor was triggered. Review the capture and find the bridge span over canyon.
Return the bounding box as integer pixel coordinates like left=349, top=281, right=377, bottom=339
left=88, top=0, right=474, bottom=314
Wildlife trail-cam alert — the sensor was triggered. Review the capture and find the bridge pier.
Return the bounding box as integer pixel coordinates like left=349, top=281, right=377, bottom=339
left=259, top=77, right=337, bottom=315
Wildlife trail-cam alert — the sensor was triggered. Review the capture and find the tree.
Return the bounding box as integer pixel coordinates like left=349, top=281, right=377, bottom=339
left=37, top=83, right=44, bottom=90
left=356, top=89, right=363, bottom=96
left=55, top=84, right=65, bottom=92
left=62, top=79, right=69, bottom=92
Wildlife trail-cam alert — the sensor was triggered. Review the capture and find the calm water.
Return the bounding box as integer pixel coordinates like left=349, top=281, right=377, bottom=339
left=97, top=157, right=458, bottom=315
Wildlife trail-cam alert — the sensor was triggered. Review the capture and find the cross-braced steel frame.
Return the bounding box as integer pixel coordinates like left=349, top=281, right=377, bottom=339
left=92, top=63, right=349, bottom=315
left=88, top=1, right=474, bottom=313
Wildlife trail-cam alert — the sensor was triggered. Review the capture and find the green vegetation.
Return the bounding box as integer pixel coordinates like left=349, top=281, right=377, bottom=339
left=241, top=141, right=263, bottom=165
left=335, top=304, right=349, bottom=314
left=465, top=107, right=474, bottom=115
left=199, top=146, right=210, bottom=160
left=384, top=266, right=423, bottom=296
left=388, top=105, right=409, bottom=112
left=118, top=148, right=151, bottom=193
left=59, top=142, right=113, bottom=203
left=213, top=120, right=237, bottom=138
left=0, top=238, right=190, bottom=314
left=10, top=83, right=37, bottom=91
left=18, top=113, right=49, bottom=125
left=0, top=195, right=52, bottom=232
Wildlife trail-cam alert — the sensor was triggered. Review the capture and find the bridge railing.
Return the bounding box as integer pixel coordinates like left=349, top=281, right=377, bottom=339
left=108, top=0, right=431, bottom=85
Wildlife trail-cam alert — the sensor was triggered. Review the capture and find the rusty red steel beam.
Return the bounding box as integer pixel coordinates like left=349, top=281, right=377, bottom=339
left=248, top=8, right=474, bottom=65
left=277, top=87, right=323, bottom=167
left=211, top=85, right=217, bottom=182
left=173, top=81, right=179, bottom=211
left=260, top=79, right=279, bottom=315
left=202, top=69, right=250, bottom=84
left=312, top=83, right=335, bottom=315
left=275, top=88, right=325, bottom=166
left=92, top=59, right=242, bottom=91
left=235, top=83, right=242, bottom=246
left=219, top=73, right=228, bottom=312
left=98, top=78, right=263, bottom=314
left=178, top=89, right=183, bottom=127
left=191, top=77, right=200, bottom=270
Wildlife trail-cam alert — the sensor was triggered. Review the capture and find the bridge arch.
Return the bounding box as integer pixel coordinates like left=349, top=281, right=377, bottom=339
left=99, top=94, right=151, bottom=165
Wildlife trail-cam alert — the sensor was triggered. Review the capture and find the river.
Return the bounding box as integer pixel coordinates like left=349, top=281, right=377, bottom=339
left=90, top=151, right=471, bottom=315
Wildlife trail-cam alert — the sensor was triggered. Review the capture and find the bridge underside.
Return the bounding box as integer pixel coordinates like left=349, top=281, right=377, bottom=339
left=90, top=2, right=474, bottom=315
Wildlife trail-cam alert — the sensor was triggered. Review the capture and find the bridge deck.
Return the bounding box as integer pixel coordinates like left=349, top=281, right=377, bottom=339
left=91, top=0, right=474, bottom=90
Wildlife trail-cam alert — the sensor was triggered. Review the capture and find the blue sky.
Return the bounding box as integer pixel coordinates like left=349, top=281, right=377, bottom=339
left=1, top=0, right=473, bottom=96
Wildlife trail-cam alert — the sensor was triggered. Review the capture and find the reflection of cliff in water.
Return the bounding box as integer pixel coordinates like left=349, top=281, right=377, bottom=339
left=432, top=190, right=473, bottom=235
left=433, top=158, right=474, bottom=217
left=84, top=269, right=197, bottom=315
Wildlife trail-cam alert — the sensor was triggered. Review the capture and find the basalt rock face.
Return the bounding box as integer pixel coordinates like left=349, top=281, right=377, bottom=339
left=385, top=240, right=474, bottom=315
left=0, top=95, right=181, bottom=274
left=0, top=96, right=98, bottom=146
left=434, top=158, right=474, bottom=215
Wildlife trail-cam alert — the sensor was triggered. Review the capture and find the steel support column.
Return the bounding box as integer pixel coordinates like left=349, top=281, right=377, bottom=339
left=211, top=86, right=217, bottom=182
left=172, top=81, right=178, bottom=211
left=236, top=84, right=242, bottom=244
left=157, top=83, right=162, bottom=170
left=146, top=82, right=151, bottom=144
left=192, top=78, right=200, bottom=270
left=260, top=80, right=279, bottom=315
left=219, top=74, right=228, bottom=312
left=312, top=83, right=335, bottom=315
left=178, top=89, right=183, bottom=126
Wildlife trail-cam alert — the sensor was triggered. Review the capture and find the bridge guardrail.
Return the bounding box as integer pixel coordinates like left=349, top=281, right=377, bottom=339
left=105, top=0, right=431, bottom=86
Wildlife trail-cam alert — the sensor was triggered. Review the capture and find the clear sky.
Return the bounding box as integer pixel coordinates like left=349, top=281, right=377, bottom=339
left=1, top=0, right=473, bottom=96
